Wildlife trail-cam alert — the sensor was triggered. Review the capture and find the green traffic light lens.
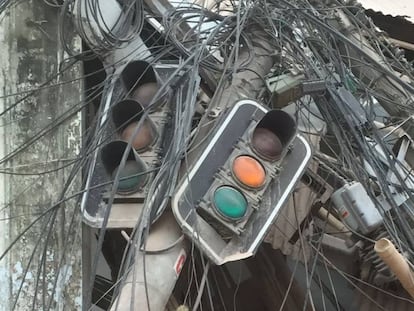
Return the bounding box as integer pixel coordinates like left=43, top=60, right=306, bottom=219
left=213, top=186, right=247, bottom=220
left=114, top=161, right=147, bottom=194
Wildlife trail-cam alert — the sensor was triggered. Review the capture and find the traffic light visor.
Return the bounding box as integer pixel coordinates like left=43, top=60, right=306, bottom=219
left=121, top=60, right=160, bottom=108
left=112, top=99, right=157, bottom=152
left=251, top=110, right=296, bottom=161
left=101, top=141, right=148, bottom=194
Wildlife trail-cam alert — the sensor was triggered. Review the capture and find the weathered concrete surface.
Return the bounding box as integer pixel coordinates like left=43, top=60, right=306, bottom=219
left=0, top=1, right=82, bottom=310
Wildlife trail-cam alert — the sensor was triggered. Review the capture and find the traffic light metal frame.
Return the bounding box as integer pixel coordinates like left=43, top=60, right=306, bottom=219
left=172, top=99, right=312, bottom=265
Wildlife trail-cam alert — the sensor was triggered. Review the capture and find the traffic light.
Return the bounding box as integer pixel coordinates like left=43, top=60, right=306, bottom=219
left=81, top=60, right=200, bottom=308
left=80, top=60, right=179, bottom=228
left=172, top=99, right=312, bottom=265
left=99, top=61, right=170, bottom=208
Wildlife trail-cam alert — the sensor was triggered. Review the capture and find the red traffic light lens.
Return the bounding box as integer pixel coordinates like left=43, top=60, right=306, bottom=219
left=121, top=61, right=163, bottom=108
left=232, top=155, right=266, bottom=188
left=121, top=119, right=157, bottom=151
left=252, top=128, right=283, bottom=160
left=213, top=186, right=248, bottom=220
left=132, top=82, right=159, bottom=108
left=251, top=110, right=296, bottom=161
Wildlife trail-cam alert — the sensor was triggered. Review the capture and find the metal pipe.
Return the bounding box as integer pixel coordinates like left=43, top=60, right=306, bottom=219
left=110, top=212, right=187, bottom=311
left=374, top=238, right=414, bottom=299
left=318, top=207, right=352, bottom=238
left=388, top=38, right=414, bottom=52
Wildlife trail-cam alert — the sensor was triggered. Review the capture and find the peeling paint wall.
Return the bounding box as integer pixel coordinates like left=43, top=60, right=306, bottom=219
left=0, top=1, right=82, bottom=310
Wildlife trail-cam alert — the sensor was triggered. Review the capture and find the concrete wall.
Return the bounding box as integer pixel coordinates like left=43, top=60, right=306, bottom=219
left=0, top=1, right=82, bottom=309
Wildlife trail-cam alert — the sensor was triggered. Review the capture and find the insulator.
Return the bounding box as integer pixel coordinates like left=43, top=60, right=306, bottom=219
left=359, top=228, right=405, bottom=286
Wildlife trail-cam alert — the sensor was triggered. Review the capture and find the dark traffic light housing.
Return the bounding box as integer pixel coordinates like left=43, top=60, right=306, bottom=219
left=172, top=99, right=312, bottom=265
left=98, top=62, right=170, bottom=209
left=81, top=61, right=198, bottom=228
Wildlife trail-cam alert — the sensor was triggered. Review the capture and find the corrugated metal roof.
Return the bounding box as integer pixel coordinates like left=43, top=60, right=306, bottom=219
left=358, top=0, right=414, bottom=23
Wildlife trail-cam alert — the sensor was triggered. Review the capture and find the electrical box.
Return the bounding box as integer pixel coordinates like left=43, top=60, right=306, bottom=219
left=266, top=73, right=304, bottom=108
left=331, top=182, right=382, bottom=235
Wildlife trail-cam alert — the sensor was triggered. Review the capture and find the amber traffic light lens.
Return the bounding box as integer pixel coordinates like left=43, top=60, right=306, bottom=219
left=112, top=99, right=158, bottom=152
left=232, top=155, right=266, bottom=188
left=252, top=128, right=283, bottom=160
left=121, top=119, right=157, bottom=151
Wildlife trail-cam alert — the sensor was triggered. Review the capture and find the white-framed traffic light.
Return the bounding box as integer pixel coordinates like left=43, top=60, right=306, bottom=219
left=172, top=99, right=312, bottom=265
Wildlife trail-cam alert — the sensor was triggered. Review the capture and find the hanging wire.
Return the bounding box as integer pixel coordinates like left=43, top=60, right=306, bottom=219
left=3, top=0, right=414, bottom=310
